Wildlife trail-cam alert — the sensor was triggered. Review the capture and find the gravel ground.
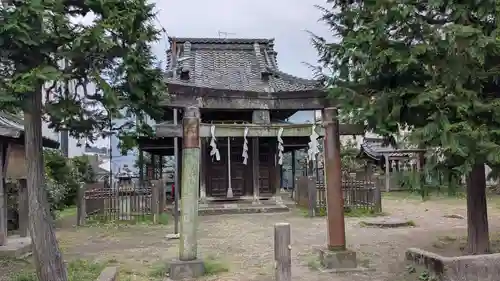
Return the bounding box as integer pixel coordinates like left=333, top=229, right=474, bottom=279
left=5, top=193, right=500, bottom=281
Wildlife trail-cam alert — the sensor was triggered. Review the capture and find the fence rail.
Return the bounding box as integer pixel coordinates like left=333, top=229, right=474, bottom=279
left=82, top=181, right=164, bottom=223
left=294, top=171, right=382, bottom=215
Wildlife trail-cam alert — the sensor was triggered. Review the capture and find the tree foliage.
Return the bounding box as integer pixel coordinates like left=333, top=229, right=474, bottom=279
left=43, top=150, right=94, bottom=216
left=0, top=0, right=166, bottom=148
left=313, top=0, right=499, bottom=171
left=313, top=0, right=499, bottom=254
left=0, top=1, right=166, bottom=280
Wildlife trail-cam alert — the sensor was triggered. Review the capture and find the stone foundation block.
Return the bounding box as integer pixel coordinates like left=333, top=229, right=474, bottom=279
left=96, top=267, right=118, bottom=281
left=318, top=248, right=357, bottom=269
left=0, top=236, right=32, bottom=258
left=406, top=247, right=500, bottom=281
left=169, top=259, right=204, bottom=280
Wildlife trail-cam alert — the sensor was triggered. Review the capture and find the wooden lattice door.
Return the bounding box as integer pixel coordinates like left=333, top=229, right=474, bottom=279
left=206, top=144, right=228, bottom=198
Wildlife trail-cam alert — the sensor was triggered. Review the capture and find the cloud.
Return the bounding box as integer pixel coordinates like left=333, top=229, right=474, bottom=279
left=153, top=0, right=335, bottom=78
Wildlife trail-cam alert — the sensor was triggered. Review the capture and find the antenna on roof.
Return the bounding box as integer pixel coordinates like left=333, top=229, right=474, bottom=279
left=218, top=31, right=236, bottom=38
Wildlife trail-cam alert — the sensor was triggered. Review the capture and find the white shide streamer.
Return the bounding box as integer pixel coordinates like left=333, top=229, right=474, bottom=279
left=307, top=124, right=320, bottom=161
left=242, top=127, right=249, bottom=165
left=277, top=127, right=284, bottom=165
left=209, top=125, right=220, bottom=161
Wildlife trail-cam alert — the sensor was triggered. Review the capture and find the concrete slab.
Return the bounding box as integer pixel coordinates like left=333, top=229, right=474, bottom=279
left=168, top=259, right=204, bottom=280
left=360, top=218, right=415, bottom=228
left=0, top=235, right=32, bottom=258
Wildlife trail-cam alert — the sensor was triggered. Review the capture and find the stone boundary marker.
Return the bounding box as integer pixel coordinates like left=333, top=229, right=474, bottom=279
left=406, top=247, right=500, bottom=281
left=96, top=267, right=118, bottom=281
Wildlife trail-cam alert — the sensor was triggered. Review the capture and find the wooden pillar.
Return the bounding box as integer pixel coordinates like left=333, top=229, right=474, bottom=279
left=291, top=150, right=296, bottom=198
left=252, top=138, right=260, bottom=203
left=159, top=156, right=164, bottom=179
left=227, top=137, right=233, bottom=198
left=251, top=110, right=269, bottom=200
left=0, top=142, right=6, bottom=246
left=18, top=179, right=28, bottom=237
left=77, top=183, right=87, bottom=226
left=199, top=139, right=207, bottom=202
left=384, top=155, right=390, bottom=192
left=322, top=107, right=346, bottom=251
left=270, top=141, right=280, bottom=195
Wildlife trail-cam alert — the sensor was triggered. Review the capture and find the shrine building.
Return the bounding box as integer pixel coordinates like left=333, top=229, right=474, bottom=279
left=138, top=37, right=364, bottom=205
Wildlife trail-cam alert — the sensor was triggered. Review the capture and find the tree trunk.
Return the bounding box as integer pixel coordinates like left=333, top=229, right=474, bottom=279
left=465, top=163, right=490, bottom=254
left=24, top=88, right=68, bottom=281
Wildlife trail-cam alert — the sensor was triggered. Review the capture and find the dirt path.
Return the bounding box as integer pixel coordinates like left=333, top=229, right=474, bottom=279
left=9, top=194, right=500, bottom=281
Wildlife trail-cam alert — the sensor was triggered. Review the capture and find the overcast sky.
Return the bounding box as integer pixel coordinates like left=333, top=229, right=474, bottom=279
left=152, top=0, right=333, bottom=79
left=86, top=0, right=333, bottom=152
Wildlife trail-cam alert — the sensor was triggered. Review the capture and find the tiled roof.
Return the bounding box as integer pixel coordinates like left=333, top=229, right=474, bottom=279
left=165, top=37, right=321, bottom=93
left=359, top=138, right=409, bottom=160
left=0, top=111, right=59, bottom=148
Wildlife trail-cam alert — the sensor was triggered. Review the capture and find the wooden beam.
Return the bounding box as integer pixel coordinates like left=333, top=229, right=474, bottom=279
left=160, top=83, right=327, bottom=110
left=155, top=123, right=364, bottom=138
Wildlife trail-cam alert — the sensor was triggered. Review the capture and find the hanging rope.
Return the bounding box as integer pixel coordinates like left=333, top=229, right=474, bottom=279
left=277, top=127, right=284, bottom=165
left=209, top=125, right=220, bottom=161
left=242, top=127, right=249, bottom=165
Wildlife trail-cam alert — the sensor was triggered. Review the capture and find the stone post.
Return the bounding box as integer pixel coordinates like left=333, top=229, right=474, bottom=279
left=274, top=223, right=291, bottom=281
left=319, top=107, right=357, bottom=269
left=384, top=155, right=390, bottom=192
left=373, top=172, right=383, bottom=213
left=169, top=106, right=204, bottom=280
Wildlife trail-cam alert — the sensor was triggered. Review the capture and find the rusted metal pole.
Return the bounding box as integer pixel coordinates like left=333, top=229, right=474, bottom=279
left=179, top=106, right=201, bottom=261
left=322, top=107, right=346, bottom=251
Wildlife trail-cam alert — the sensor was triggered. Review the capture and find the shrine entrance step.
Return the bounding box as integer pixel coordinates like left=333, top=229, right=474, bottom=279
left=166, top=198, right=289, bottom=216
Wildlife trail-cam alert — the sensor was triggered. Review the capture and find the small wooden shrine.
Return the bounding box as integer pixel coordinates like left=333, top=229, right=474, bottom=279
left=0, top=111, right=59, bottom=251
left=359, top=138, right=425, bottom=191
left=138, top=37, right=364, bottom=203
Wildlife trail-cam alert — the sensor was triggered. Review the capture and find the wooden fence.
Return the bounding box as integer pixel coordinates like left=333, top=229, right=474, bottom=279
left=79, top=180, right=165, bottom=224
left=294, top=172, right=382, bottom=215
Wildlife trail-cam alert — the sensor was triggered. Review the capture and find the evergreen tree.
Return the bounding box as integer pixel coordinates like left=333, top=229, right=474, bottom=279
left=313, top=0, right=499, bottom=254
left=0, top=0, right=166, bottom=280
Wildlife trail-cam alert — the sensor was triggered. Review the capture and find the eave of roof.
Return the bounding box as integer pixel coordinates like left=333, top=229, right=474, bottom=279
left=169, top=37, right=274, bottom=45
left=0, top=111, right=59, bottom=149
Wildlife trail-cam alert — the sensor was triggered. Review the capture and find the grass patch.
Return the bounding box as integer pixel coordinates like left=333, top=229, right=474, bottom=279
left=344, top=208, right=387, bottom=218
left=406, top=220, right=417, bottom=227
left=8, top=259, right=107, bottom=281
left=148, top=262, right=167, bottom=279
left=55, top=205, right=78, bottom=220
left=163, top=255, right=229, bottom=277
left=203, top=255, right=230, bottom=276
left=305, top=256, right=321, bottom=270
left=86, top=213, right=169, bottom=226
